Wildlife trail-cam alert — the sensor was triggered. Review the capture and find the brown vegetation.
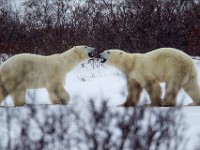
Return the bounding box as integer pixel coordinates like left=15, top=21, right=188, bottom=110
left=0, top=0, right=200, bottom=55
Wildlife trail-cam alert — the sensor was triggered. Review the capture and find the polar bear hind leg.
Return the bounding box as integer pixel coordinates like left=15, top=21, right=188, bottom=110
left=47, top=85, right=70, bottom=105
left=0, top=75, right=8, bottom=105
left=0, top=86, right=7, bottom=105
left=183, top=76, right=200, bottom=106
left=2, top=75, right=26, bottom=106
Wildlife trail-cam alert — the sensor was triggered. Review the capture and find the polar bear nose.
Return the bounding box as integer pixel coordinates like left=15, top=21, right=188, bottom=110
left=96, top=54, right=107, bottom=63
left=88, top=49, right=97, bottom=58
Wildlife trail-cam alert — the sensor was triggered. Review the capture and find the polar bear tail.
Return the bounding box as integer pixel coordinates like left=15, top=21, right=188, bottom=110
left=0, top=73, right=7, bottom=103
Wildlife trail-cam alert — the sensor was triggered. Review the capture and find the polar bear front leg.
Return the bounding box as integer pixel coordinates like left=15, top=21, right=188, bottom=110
left=117, top=76, right=142, bottom=107
left=47, top=86, right=70, bottom=105
left=144, top=80, right=162, bottom=106
left=162, top=92, right=177, bottom=107
left=11, top=89, right=26, bottom=107
left=57, top=86, right=70, bottom=104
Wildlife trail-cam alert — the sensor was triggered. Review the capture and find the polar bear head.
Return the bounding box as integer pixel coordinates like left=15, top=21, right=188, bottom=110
left=72, top=45, right=97, bottom=60
left=98, top=49, right=124, bottom=64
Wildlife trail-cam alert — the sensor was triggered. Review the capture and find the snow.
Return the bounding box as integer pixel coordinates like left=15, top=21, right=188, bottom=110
left=1, top=56, right=200, bottom=148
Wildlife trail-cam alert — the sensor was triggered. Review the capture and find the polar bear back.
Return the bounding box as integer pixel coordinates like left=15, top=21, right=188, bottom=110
left=133, top=48, right=195, bottom=84
left=0, top=54, right=65, bottom=88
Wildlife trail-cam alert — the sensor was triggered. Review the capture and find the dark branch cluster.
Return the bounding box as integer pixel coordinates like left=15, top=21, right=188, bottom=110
left=0, top=100, right=191, bottom=150
left=0, top=0, right=200, bottom=55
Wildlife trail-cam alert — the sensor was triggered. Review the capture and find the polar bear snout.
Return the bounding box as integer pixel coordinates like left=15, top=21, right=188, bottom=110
left=88, top=48, right=97, bottom=58
left=97, top=54, right=107, bottom=63
left=100, top=57, right=107, bottom=63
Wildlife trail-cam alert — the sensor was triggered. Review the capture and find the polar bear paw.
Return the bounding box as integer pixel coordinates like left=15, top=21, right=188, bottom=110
left=187, top=102, right=200, bottom=106
left=161, top=100, right=176, bottom=107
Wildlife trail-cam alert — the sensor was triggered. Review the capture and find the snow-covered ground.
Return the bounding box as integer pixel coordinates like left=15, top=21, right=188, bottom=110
left=1, top=56, right=200, bottom=148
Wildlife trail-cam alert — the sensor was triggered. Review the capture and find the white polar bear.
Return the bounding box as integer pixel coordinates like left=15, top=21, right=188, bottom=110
left=0, top=45, right=96, bottom=107
left=99, top=48, right=200, bottom=106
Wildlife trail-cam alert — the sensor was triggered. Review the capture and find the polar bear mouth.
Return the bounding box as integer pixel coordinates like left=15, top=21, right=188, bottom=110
left=88, top=52, right=95, bottom=58
left=88, top=50, right=97, bottom=58
left=100, top=58, right=106, bottom=63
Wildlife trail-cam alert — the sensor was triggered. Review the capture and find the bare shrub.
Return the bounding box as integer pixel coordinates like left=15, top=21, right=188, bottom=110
left=0, top=99, right=193, bottom=150
left=0, top=0, right=200, bottom=55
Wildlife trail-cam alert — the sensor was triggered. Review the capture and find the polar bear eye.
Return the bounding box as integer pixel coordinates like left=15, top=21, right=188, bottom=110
left=85, top=46, right=87, bottom=48
left=107, top=51, right=110, bottom=54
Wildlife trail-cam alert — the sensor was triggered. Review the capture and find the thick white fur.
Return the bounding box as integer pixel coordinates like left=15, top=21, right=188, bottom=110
left=0, top=46, right=95, bottom=106
left=100, top=48, right=200, bottom=106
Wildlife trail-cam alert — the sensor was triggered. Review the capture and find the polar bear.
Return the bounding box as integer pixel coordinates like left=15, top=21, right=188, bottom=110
left=98, top=48, right=200, bottom=106
left=0, top=45, right=96, bottom=107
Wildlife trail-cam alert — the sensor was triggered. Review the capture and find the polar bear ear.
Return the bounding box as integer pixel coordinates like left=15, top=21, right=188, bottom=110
left=74, top=46, right=77, bottom=52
